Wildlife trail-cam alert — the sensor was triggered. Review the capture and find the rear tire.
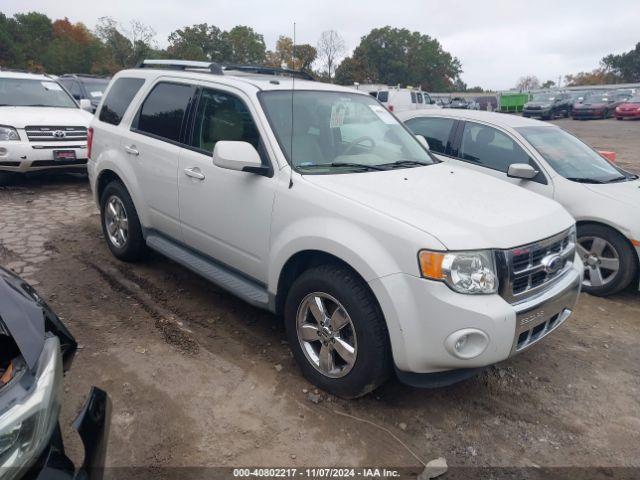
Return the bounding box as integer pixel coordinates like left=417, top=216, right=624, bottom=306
left=284, top=264, right=391, bottom=398
left=0, top=171, right=17, bottom=186
left=100, top=180, right=148, bottom=262
left=577, top=224, right=637, bottom=296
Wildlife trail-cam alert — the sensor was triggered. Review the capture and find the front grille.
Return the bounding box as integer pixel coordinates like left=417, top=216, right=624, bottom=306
left=500, top=229, right=576, bottom=304
left=25, top=126, right=87, bottom=142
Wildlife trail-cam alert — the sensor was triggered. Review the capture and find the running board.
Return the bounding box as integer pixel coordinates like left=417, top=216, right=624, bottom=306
left=145, top=233, right=271, bottom=309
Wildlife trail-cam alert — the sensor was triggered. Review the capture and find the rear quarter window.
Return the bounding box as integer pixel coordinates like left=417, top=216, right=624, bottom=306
left=99, top=78, right=145, bottom=126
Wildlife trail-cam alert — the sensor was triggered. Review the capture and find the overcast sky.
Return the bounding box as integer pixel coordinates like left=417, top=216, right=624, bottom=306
left=3, top=0, right=639, bottom=90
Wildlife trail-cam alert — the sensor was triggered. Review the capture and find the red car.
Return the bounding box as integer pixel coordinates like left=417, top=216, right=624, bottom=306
left=615, top=95, right=640, bottom=120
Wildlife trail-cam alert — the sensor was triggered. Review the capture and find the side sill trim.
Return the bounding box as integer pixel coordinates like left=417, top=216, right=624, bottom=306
left=146, top=232, right=271, bottom=310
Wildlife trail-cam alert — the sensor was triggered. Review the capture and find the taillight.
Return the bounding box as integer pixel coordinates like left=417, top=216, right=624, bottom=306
left=87, top=127, right=93, bottom=159
left=388, top=105, right=394, bottom=112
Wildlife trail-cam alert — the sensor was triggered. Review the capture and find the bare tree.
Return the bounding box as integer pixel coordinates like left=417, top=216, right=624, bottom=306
left=515, top=75, right=540, bottom=92
left=317, top=30, right=346, bottom=81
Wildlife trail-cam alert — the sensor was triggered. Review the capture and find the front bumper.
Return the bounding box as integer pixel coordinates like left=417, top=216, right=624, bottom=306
left=572, top=109, right=605, bottom=119
left=27, top=387, right=111, bottom=480
left=523, top=108, right=551, bottom=117
left=615, top=110, right=640, bottom=119
left=0, top=141, right=88, bottom=173
left=369, top=254, right=582, bottom=377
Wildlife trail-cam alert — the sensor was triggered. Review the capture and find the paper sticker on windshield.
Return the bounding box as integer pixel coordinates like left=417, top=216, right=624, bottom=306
left=41, top=81, right=62, bottom=91
left=330, top=103, right=348, bottom=128
left=90, top=91, right=103, bottom=98
left=369, top=105, right=396, bottom=124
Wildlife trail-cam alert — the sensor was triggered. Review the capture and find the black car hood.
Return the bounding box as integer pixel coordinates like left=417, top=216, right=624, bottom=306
left=0, top=267, right=46, bottom=369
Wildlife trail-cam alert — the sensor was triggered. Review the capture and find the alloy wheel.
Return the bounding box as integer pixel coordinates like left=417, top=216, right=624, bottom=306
left=104, top=195, right=129, bottom=249
left=296, top=292, right=357, bottom=378
left=577, top=236, right=620, bottom=288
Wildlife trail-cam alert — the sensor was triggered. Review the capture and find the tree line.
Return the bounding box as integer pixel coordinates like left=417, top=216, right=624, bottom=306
left=515, top=42, right=640, bottom=91
left=0, top=11, right=465, bottom=91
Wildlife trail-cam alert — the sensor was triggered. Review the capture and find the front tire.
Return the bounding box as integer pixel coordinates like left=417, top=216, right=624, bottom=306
left=100, top=181, right=148, bottom=262
left=0, top=171, right=17, bottom=186
left=284, top=264, right=391, bottom=398
left=577, top=224, right=638, bottom=296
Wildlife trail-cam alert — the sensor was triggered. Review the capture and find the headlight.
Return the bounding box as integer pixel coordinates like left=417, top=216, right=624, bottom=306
left=0, top=126, right=20, bottom=141
left=418, top=249, right=498, bottom=294
left=0, top=337, right=62, bottom=480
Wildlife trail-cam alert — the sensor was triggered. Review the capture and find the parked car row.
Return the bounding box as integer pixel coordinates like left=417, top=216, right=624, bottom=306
left=522, top=88, right=638, bottom=121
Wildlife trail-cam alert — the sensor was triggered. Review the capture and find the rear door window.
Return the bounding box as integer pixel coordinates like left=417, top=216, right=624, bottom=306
left=410, top=92, right=417, bottom=103
left=416, top=93, right=423, bottom=104
left=134, top=82, right=195, bottom=143
left=405, top=116, right=456, bottom=155
left=377, top=91, right=389, bottom=102
left=99, top=78, right=145, bottom=126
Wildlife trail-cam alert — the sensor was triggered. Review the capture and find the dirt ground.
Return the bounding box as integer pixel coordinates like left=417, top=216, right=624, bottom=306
left=0, top=118, right=639, bottom=479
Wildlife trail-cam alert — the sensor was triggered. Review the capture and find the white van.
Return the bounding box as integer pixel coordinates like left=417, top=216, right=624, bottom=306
left=374, top=87, right=440, bottom=113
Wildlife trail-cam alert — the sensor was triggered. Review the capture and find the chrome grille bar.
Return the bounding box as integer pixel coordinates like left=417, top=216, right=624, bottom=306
left=25, top=126, right=87, bottom=142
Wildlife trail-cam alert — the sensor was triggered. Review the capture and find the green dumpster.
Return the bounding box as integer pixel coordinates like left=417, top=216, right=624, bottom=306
left=500, top=93, right=530, bottom=113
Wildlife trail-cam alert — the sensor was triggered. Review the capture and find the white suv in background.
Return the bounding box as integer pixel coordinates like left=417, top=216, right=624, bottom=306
left=0, top=71, right=93, bottom=184
left=88, top=60, right=582, bottom=398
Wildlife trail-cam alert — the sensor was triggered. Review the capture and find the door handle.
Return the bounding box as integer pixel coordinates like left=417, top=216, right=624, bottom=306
left=124, top=145, right=139, bottom=156
left=184, top=167, right=205, bottom=180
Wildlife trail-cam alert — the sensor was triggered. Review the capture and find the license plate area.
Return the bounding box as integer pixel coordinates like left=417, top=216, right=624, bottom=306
left=53, top=150, right=76, bottom=161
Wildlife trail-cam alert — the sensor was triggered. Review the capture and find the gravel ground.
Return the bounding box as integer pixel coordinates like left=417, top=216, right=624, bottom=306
left=0, top=119, right=638, bottom=479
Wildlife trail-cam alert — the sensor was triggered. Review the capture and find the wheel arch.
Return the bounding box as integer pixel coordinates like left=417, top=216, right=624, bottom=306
left=95, top=165, right=148, bottom=228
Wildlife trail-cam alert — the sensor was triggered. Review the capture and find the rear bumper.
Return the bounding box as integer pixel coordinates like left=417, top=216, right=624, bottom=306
left=26, top=387, right=111, bottom=480
left=370, top=254, right=582, bottom=379
left=0, top=141, right=88, bottom=173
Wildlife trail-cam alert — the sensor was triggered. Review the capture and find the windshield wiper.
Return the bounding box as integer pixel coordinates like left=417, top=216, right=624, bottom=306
left=565, top=177, right=605, bottom=184
left=379, top=159, right=432, bottom=168
left=329, top=162, right=386, bottom=171
left=602, top=175, right=631, bottom=183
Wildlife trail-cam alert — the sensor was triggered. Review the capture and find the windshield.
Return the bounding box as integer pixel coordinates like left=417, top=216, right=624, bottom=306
left=584, top=91, right=611, bottom=103
left=82, top=78, right=109, bottom=99
left=0, top=78, right=77, bottom=108
left=259, top=90, right=435, bottom=173
left=626, top=95, right=640, bottom=103
left=532, top=93, right=556, bottom=102
left=516, top=126, right=629, bottom=183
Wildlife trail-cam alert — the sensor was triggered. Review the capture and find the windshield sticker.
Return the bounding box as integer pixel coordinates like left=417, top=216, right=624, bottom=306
left=41, top=81, right=62, bottom=91
left=90, top=91, right=103, bottom=98
left=369, top=104, right=396, bottom=124
left=330, top=103, right=348, bottom=128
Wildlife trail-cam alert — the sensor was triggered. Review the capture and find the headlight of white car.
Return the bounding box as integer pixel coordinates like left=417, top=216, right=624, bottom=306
left=419, top=249, right=498, bottom=294
left=0, top=126, right=20, bottom=141
left=0, top=337, right=62, bottom=480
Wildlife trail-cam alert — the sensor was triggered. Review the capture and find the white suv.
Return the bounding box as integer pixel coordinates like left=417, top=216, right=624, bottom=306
left=0, top=71, right=94, bottom=184
left=88, top=60, right=582, bottom=397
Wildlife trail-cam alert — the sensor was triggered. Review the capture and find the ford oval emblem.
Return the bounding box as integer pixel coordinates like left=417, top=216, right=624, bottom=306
left=541, top=254, right=563, bottom=275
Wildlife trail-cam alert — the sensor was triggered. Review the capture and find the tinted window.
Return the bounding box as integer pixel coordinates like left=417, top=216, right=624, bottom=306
left=405, top=117, right=455, bottom=154
left=190, top=88, right=259, bottom=152
left=99, top=78, right=145, bottom=126
left=410, top=92, right=417, bottom=103
left=459, top=122, right=529, bottom=172
left=68, top=80, right=82, bottom=99
left=416, top=93, right=423, bottom=104
left=136, top=82, right=194, bottom=142
left=377, top=91, right=389, bottom=102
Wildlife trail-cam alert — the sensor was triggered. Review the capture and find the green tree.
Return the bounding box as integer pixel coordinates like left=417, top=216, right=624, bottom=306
left=541, top=80, right=556, bottom=89
left=334, top=26, right=461, bottom=91
left=602, top=43, right=640, bottom=83
left=12, top=12, right=54, bottom=71
left=95, top=17, right=156, bottom=70
left=0, top=13, right=20, bottom=68
left=224, top=26, right=266, bottom=64
left=43, top=18, right=102, bottom=74
left=167, top=23, right=230, bottom=62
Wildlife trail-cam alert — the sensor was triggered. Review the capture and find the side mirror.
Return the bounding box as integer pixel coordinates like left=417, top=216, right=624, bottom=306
left=415, top=134, right=430, bottom=150
left=79, top=99, right=93, bottom=112
left=212, top=141, right=269, bottom=175
left=507, top=163, right=538, bottom=180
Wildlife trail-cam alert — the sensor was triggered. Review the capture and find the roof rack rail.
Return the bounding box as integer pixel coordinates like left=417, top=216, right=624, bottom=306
left=222, top=64, right=314, bottom=81
left=136, top=59, right=223, bottom=75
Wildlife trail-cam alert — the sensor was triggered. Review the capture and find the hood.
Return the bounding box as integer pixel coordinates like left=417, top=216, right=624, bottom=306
left=584, top=177, right=640, bottom=207
left=304, top=163, right=574, bottom=250
left=0, top=267, right=45, bottom=369
left=0, top=106, right=93, bottom=129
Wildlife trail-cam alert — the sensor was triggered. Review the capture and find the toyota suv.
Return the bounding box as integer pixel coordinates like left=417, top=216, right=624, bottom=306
left=88, top=60, right=582, bottom=398
left=0, top=71, right=93, bottom=185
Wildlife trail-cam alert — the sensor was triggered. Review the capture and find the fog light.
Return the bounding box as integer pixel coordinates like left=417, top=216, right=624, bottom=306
left=0, top=147, right=7, bottom=156
left=444, top=329, right=489, bottom=359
